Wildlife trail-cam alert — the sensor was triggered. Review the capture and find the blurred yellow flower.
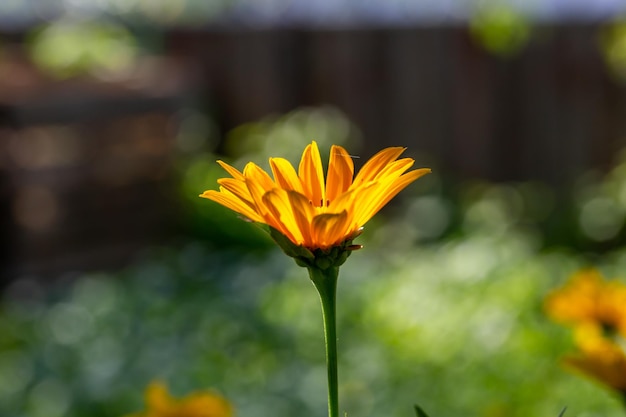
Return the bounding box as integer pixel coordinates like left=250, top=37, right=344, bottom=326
left=126, top=381, right=233, bottom=417
left=544, top=269, right=626, bottom=338
left=200, top=141, right=430, bottom=250
left=546, top=269, right=626, bottom=395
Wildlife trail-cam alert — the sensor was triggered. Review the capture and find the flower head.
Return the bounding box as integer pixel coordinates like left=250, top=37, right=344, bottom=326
left=125, top=381, right=233, bottom=417
left=200, top=141, right=430, bottom=257
left=545, top=269, right=626, bottom=338
left=546, top=269, right=626, bottom=396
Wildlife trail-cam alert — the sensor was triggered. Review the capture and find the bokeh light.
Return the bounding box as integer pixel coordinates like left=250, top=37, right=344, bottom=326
left=470, top=4, right=531, bottom=56
left=28, top=20, right=138, bottom=79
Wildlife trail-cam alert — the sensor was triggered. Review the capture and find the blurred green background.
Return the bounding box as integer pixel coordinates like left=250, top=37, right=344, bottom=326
left=3, top=1, right=626, bottom=417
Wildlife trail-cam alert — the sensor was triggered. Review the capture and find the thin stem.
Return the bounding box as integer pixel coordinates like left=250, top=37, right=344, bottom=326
left=308, top=266, right=340, bottom=417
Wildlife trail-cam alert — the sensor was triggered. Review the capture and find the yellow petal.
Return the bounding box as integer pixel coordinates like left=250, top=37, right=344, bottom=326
left=352, top=168, right=431, bottom=227
left=217, top=178, right=254, bottom=204
left=217, top=160, right=245, bottom=181
left=311, top=211, right=351, bottom=248
left=201, top=189, right=264, bottom=223
left=243, top=162, right=276, bottom=219
left=326, top=145, right=354, bottom=204
left=351, top=147, right=406, bottom=188
left=298, top=141, right=326, bottom=207
left=287, top=190, right=316, bottom=247
left=327, top=187, right=357, bottom=213
left=243, top=162, right=275, bottom=191
left=262, top=188, right=304, bottom=245
left=372, top=168, right=431, bottom=210
left=270, top=157, right=305, bottom=194
left=371, top=157, right=415, bottom=181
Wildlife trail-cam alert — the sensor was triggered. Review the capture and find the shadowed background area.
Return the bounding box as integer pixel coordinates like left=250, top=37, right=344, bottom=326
left=3, top=1, right=626, bottom=417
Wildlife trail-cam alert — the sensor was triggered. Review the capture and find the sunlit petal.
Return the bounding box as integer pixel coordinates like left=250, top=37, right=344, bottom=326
left=200, top=189, right=264, bottom=223
left=353, top=168, right=431, bottom=227
left=327, top=187, right=356, bottom=212
left=270, top=157, right=305, bottom=194
left=262, top=188, right=304, bottom=244
left=288, top=190, right=316, bottom=247
left=217, top=178, right=254, bottom=204
left=351, top=147, right=406, bottom=188
left=326, top=145, right=354, bottom=204
left=372, top=158, right=415, bottom=181
left=312, top=211, right=351, bottom=248
left=217, top=160, right=245, bottom=181
left=299, top=141, right=326, bottom=207
left=243, top=162, right=275, bottom=191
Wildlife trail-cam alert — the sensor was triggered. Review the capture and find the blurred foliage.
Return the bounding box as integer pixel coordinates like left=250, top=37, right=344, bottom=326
left=27, top=20, right=139, bottom=79
left=600, top=20, right=626, bottom=82
left=6, top=106, right=626, bottom=417
left=2, top=197, right=625, bottom=417
left=469, top=3, right=531, bottom=57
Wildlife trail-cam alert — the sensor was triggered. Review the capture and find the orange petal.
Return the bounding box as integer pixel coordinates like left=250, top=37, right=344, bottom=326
left=370, top=157, right=415, bottom=181
left=351, top=147, right=406, bottom=188
left=243, top=162, right=276, bottom=219
left=217, top=160, right=245, bottom=181
left=217, top=178, right=254, bottom=204
left=326, top=145, right=354, bottom=204
left=298, top=141, right=326, bottom=207
left=311, top=211, right=351, bottom=248
left=262, top=188, right=304, bottom=245
left=270, top=157, right=305, bottom=194
left=287, top=190, right=316, bottom=247
left=353, top=168, right=431, bottom=227
left=243, top=162, right=275, bottom=191
left=201, top=189, right=264, bottom=223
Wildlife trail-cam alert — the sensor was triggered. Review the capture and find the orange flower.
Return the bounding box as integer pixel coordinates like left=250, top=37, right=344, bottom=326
left=546, top=269, right=626, bottom=395
left=544, top=269, right=626, bottom=338
left=200, top=141, right=430, bottom=250
left=125, top=381, right=233, bottom=417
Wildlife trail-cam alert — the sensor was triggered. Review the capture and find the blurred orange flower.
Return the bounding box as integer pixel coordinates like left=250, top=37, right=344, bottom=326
left=126, top=381, right=233, bottom=417
left=200, top=141, right=430, bottom=250
left=546, top=269, right=626, bottom=395
left=544, top=269, right=626, bottom=338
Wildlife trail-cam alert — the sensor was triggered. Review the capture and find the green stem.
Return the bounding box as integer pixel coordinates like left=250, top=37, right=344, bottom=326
left=308, top=266, right=340, bottom=417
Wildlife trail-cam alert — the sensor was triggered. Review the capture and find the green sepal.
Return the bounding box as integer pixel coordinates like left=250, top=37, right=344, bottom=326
left=315, top=256, right=333, bottom=270
left=269, top=227, right=315, bottom=260
left=414, top=404, right=431, bottom=417
left=268, top=226, right=361, bottom=270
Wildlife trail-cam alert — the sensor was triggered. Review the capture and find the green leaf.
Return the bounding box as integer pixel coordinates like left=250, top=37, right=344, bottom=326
left=558, top=407, right=567, bottom=417
left=414, top=404, right=431, bottom=417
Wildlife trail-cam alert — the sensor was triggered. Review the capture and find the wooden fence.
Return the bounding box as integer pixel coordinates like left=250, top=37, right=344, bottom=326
left=168, top=25, right=626, bottom=185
